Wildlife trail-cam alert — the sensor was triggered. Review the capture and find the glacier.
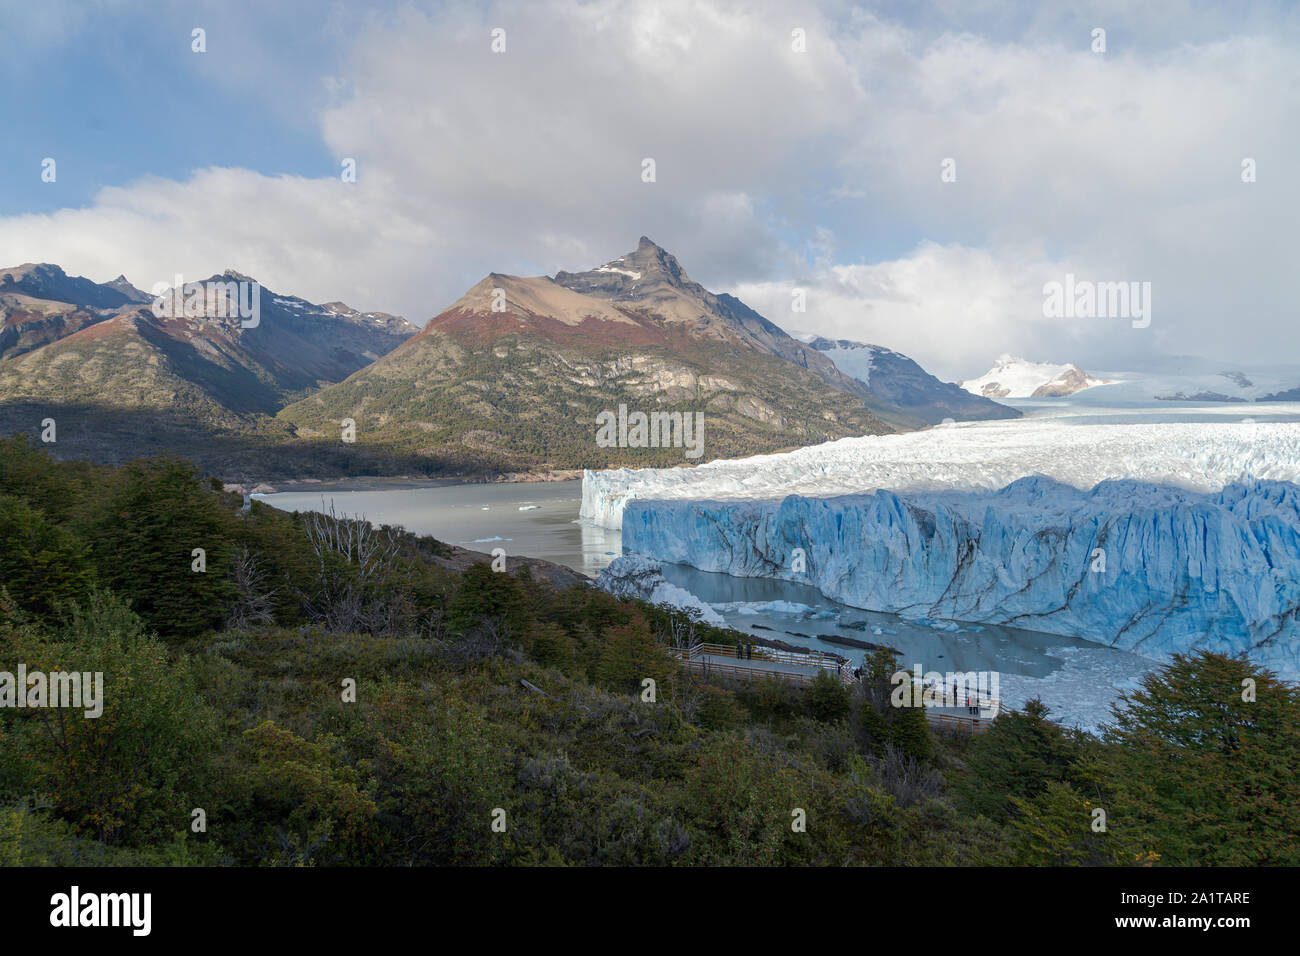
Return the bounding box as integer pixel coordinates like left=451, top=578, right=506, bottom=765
left=616, top=476, right=1300, bottom=678
left=585, top=416, right=1300, bottom=676
left=582, top=418, right=1300, bottom=529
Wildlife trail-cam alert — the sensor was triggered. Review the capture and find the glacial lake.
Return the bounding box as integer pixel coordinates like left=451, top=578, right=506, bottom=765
left=260, top=477, right=1156, bottom=729
left=261, top=479, right=618, bottom=573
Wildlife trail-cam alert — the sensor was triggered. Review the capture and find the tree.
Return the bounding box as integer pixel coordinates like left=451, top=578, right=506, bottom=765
left=683, top=736, right=800, bottom=865
left=957, top=697, right=1084, bottom=824
left=12, top=591, right=218, bottom=845
left=855, top=647, right=897, bottom=750
left=0, top=494, right=96, bottom=618
left=1008, top=780, right=1153, bottom=866
left=1100, top=652, right=1300, bottom=865
left=446, top=562, right=530, bottom=638
left=0, top=434, right=85, bottom=524
left=594, top=618, right=676, bottom=695
left=806, top=669, right=851, bottom=723
left=300, top=502, right=408, bottom=635
left=854, top=647, right=931, bottom=761
left=890, top=700, right=932, bottom=763
left=226, top=545, right=277, bottom=630
left=221, top=720, right=380, bottom=866
left=528, top=622, right=572, bottom=671
left=87, top=457, right=236, bottom=638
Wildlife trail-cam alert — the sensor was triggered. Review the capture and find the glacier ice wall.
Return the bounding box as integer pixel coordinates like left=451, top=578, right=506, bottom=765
left=619, top=476, right=1300, bottom=677
left=582, top=419, right=1300, bottom=529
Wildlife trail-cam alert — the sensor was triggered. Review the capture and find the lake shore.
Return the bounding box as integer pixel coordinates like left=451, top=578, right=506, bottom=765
left=242, top=469, right=585, bottom=495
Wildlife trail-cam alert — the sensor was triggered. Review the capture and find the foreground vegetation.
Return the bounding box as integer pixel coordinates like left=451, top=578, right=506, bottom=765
left=1, top=434, right=1296, bottom=866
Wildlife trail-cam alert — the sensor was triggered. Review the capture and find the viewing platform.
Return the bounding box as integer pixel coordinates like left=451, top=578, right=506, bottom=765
left=669, top=643, right=1000, bottom=732
left=668, top=642, right=853, bottom=687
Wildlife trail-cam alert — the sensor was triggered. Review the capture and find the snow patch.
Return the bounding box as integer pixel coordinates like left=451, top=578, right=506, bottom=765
left=594, top=264, right=643, bottom=281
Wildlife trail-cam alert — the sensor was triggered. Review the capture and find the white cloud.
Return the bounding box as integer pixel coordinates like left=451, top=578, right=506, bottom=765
left=734, top=242, right=1084, bottom=381
left=0, top=0, right=1296, bottom=377
left=0, top=167, right=440, bottom=312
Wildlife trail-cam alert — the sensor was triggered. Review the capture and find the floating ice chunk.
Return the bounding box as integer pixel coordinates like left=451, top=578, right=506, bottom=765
left=595, top=555, right=725, bottom=626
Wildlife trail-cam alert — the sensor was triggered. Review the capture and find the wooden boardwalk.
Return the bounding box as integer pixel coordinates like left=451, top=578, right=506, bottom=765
left=669, top=642, right=852, bottom=687
left=670, top=642, right=999, bottom=732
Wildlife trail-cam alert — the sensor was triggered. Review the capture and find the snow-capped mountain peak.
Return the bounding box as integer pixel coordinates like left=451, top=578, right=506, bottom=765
left=793, top=333, right=1020, bottom=425
left=961, top=355, right=1106, bottom=398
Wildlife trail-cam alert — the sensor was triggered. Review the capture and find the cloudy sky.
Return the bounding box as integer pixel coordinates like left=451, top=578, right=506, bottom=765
left=1, top=0, right=1296, bottom=380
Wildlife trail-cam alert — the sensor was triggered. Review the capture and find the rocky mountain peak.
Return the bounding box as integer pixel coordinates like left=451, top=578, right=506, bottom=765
left=623, top=236, right=687, bottom=284
left=552, top=237, right=699, bottom=309
left=0, top=262, right=139, bottom=309
left=105, top=274, right=151, bottom=303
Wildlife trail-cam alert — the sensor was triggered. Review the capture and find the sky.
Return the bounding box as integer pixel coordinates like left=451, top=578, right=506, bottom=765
left=1, top=0, right=1297, bottom=381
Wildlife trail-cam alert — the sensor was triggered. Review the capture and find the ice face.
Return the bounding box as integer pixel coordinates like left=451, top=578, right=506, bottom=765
left=581, top=418, right=1300, bottom=529
left=617, top=476, right=1300, bottom=678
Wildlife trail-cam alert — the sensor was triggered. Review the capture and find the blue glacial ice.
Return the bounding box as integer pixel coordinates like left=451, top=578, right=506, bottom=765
left=619, top=476, right=1300, bottom=678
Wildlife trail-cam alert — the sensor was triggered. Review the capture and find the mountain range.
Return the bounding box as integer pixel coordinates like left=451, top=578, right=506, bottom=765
left=1, top=241, right=1023, bottom=478
left=279, top=238, right=901, bottom=470
left=0, top=263, right=416, bottom=421
left=960, top=355, right=1107, bottom=398
left=957, top=354, right=1300, bottom=404
left=799, top=336, right=1019, bottom=425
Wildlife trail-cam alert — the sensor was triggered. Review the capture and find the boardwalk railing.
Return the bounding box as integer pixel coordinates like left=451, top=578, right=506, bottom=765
left=668, top=643, right=1001, bottom=732
left=682, top=642, right=847, bottom=669
left=906, top=678, right=1001, bottom=732
left=677, top=657, right=824, bottom=686
left=908, top=680, right=1001, bottom=713
left=924, top=711, right=996, bottom=733
left=668, top=642, right=851, bottom=687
